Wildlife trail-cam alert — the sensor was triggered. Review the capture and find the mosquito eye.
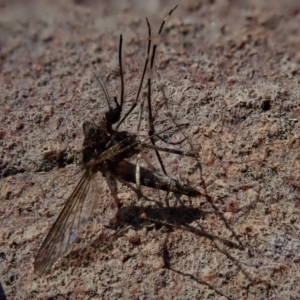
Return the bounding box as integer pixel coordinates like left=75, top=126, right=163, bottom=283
left=105, top=109, right=121, bottom=124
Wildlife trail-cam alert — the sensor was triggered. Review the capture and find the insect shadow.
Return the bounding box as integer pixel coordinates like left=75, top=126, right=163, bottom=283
left=50, top=205, right=202, bottom=272
left=52, top=203, right=248, bottom=300
left=113, top=204, right=244, bottom=254
left=115, top=205, right=253, bottom=300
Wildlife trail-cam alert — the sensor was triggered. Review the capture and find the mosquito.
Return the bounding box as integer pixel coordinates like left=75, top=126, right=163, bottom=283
left=34, top=5, right=200, bottom=275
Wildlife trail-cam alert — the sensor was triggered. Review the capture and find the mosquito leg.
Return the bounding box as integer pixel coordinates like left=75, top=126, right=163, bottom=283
left=105, top=173, right=122, bottom=209
left=140, top=151, right=155, bottom=171
left=146, top=6, right=178, bottom=175
left=147, top=68, right=167, bottom=174
left=155, top=134, right=187, bottom=146
left=116, top=18, right=152, bottom=130
left=153, top=119, right=189, bottom=145
left=115, top=176, right=163, bottom=207
left=135, top=150, right=159, bottom=206
left=119, top=34, right=124, bottom=109
left=116, top=6, right=178, bottom=131
left=156, top=71, right=245, bottom=249
left=135, top=151, right=154, bottom=219
left=135, top=152, right=142, bottom=204
left=154, top=67, right=206, bottom=190
left=140, top=143, right=197, bottom=158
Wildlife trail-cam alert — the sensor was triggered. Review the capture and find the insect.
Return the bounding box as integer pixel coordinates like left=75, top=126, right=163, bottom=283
left=34, top=6, right=200, bottom=275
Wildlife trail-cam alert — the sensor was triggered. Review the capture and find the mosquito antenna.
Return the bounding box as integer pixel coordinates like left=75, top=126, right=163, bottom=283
left=93, top=36, right=123, bottom=112
left=93, top=71, right=111, bottom=110
left=94, top=35, right=124, bottom=126
left=116, top=18, right=152, bottom=129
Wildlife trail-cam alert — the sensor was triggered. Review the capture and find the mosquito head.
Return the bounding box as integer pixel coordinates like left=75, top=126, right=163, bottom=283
left=104, top=110, right=121, bottom=124
left=104, top=98, right=121, bottom=125
left=98, top=101, right=121, bottom=134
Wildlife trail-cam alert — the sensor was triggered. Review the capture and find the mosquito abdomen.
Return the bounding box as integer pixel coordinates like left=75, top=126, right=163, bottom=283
left=110, top=160, right=201, bottom=197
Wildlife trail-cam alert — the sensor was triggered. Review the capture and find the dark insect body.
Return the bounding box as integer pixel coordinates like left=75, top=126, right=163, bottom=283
left=34, top=5, right=200, bottom=275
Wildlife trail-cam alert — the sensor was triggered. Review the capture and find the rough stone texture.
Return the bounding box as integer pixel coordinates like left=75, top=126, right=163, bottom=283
left=0, top=0, right=300, bottom=299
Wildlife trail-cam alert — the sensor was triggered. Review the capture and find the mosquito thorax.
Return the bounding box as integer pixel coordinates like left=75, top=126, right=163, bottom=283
left=82, top=121, right=110, bottom=164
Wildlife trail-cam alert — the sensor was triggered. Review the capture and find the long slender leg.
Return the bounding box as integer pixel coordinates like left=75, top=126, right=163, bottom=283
left=116, top=7, right=178, bottom=205
left=140, top=143, right=196, bottom=158
left=135, top=152, right=141, bottom=194
left=153, top=126, right=188, bottom=146
left=106, top=173, right=122, bottom=209
left=114, top=176, right=163, bottom=206
left=116, top=19, right=152, bottom=129
left=154, top=68, right=204, bottom=184
left=140, top=151, right=155, bottom=171
left=116, top=5, right=178, bottom=133
left=156, top=65, right=245, bottom=249
left=118, top=34, right=124, bottom=110
left=146, top=6, right=178, bottom=175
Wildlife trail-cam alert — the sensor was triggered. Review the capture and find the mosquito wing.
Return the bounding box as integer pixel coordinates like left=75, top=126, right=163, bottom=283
left=34, top=168, right=100, bottom=275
